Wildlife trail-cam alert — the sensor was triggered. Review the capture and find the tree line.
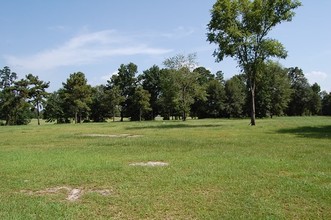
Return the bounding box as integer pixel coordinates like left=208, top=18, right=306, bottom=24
left=1, top=55, right=330, bottom=125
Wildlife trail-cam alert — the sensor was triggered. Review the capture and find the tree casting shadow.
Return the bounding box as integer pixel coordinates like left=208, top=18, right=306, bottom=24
left=277, top=125, right=331, bottom=139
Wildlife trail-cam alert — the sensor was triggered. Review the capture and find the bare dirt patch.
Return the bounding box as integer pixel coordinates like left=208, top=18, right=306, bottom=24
left=82, top=134, right=142, bottom=138
left=129, top=161, right=169, bottom=167
left=20, top=186, right=112, bottom=202
left=67, top=188, right=82, bottom=201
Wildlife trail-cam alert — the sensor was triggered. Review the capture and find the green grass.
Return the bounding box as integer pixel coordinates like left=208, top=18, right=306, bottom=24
left=0, top=117, right=330, bottom=219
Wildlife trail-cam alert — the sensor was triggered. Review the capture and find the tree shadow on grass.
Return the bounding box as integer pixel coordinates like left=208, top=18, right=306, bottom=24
left=277, top=125, right=331, bottom=139
left=126, top=123, right=223, bottom=130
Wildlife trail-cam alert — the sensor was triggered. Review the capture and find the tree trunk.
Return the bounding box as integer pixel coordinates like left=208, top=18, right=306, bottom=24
left=113, top=107, right=115, bottom=122
left=139, top=108, right=142, bottom=122
left=36, top=101, right=40, bottom=125
left=250, top=84, right=256, bottom=126
left=5, top=114, right=10, bottom=126
left=75, top=111, right=78, bottom=124
left=120, top=111, right=123, bottom=122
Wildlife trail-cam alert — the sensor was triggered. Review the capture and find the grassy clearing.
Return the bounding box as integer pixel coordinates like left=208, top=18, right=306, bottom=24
left=0, top=117, right=330, bottom=219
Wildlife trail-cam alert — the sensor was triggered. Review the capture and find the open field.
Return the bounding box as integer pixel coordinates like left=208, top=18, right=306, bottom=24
left=0, top=117, right=330, bottom=219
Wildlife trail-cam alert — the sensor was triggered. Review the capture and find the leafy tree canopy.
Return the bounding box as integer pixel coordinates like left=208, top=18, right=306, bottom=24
left=207, top=0, right=301, bottom=125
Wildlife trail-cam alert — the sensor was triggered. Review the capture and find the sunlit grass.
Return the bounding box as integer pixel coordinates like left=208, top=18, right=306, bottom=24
left=0, top=117, right=330, bottom=219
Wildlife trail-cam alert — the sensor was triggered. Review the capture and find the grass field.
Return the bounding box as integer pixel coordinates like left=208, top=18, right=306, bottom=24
left=0, top=117, right=330, bottom=219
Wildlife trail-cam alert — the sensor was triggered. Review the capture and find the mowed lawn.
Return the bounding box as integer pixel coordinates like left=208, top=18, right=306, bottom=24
left=0, top=117, right=330, bottom=219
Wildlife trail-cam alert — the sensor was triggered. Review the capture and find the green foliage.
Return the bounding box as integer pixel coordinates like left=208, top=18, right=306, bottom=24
left=191, top=68, right=226, bottom=118
left=1, top=56, right=326, bottom=126
left=108, top=63, right=137, bottom=121
left=138, top=65, right=162, bottom=120
left=131, top=86, right=151, bottom=121
left=0, top=66, right=17, bottom=88
left=286, top=67, right=313, bottom=116
left=43, top=91, right=68, bottom=123
left=106, top=85, right=125, bottom=121
left=175, top=68, right=205, bottom=121
left=0, top=66, right=32, bottom=125
left=62, top=72, right=92, bottom=123
left=25, top=74, right=50, bottom=125
left=321, top=92, right=331, bottom=116
left=159, top=69, right=179, bottom=120
left=162, top=54, right=207, bottom=121
left=309, top=83, right=322, bottom=115
left=205, top=78, right=226, bottom=117
left=163, top=53, right=198, bottom=71
left=207, top=0, right=301, bottom=125
left=255, top=61, right=292, bottom=117
left=224, top=74, right=246, bottom=117
left=89, top=85, right=110, bottom=122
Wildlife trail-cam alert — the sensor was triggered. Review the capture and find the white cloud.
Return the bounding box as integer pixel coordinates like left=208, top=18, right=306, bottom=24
left=4, top=30, right=172, bottom=72
left=305, top=71, right=328, bottom=85
left=101, top=70, right=118, bottom=81
left=305, top=70, right=331, bottom=92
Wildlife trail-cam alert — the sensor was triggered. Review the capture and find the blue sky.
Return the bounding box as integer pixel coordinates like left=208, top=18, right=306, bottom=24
left=1, top=0, right=330, bottom=92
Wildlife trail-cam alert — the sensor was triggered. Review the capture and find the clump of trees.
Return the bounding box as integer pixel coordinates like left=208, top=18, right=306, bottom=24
left=0, top=66, right=49, bottom=125
left=1, top=54, right=330, bottom=126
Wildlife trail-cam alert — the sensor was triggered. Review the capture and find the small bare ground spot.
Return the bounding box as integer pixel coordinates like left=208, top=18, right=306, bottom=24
left=42, top=186, right=71, bottom=194
left=67, top=188, right=83, bottom=201
left=129, top=161, right=169, bottom=167
left=20, top=186, right=112, bottom=202
left=82, top=134, right=142, bottom=138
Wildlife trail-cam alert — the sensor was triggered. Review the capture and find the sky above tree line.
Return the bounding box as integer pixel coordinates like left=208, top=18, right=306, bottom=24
left=1, top=0, right=330, bottom=92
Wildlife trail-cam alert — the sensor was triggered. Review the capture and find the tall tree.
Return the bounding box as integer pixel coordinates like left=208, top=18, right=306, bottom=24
left=62, top=72, right=92, bottom=123
left=163, top=54, right=206, bottom=121
left=131, top=86, right=151, bottom=121
left=255, top=61, right=292, bottom=117
left=43, top=91, right=68, bottom=123
left=26, top=74, right=50, bottom=125
left=321, top=92, right=331, bottom=116
left=106, top=85, right=125, bottom=122
left=207, top=0, right=301, bottom=125
left=0, top=66, right=31, bottom=125
left=205, top=77, right=226, bottom=118
left=107, top=63, right=137, bottom=121
left=286, top=67, right=312, bottom=116
left=159, top=69, right=179, bottom=120
left=191, top=67, right=226, bottom=118
left=224, top=75, right=246, bottom=118
left=309, top=83, right=322, bottom=115
left=89, top=85, right=110, bottom=122
left=0, top=66, right=17, bottom=124
left=138, top=65, right=162, bottom=120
